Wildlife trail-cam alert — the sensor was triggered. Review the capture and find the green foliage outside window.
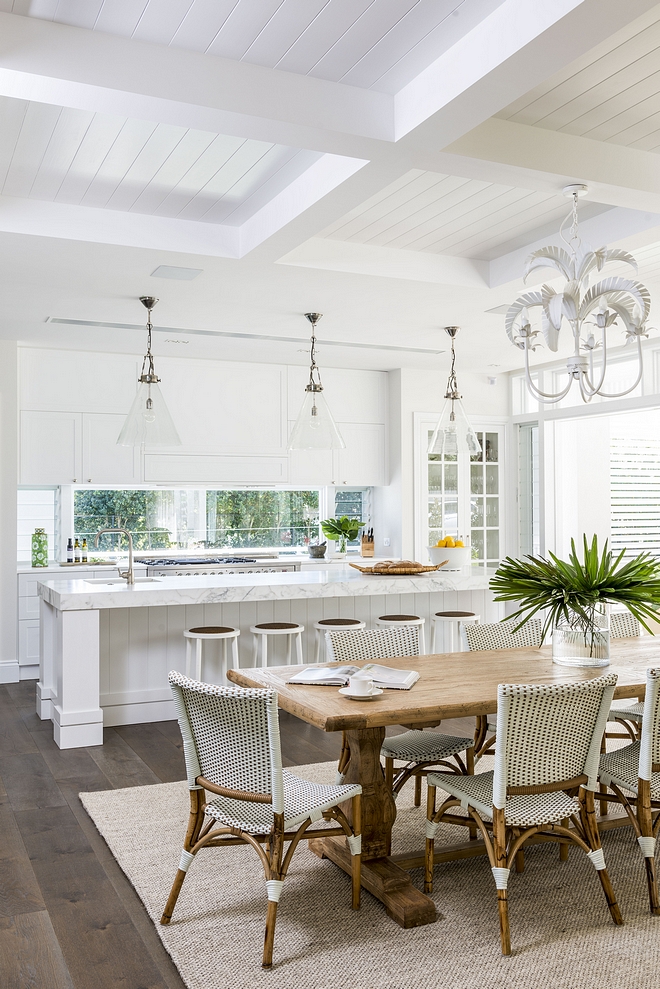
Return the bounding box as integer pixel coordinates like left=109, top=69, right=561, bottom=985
left=74, top=488, right=320, bottom=551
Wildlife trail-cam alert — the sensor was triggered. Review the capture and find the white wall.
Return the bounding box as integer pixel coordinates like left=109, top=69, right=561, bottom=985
left=0, top=341, right=18, bottom=681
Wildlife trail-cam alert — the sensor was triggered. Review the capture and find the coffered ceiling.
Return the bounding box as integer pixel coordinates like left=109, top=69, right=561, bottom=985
left=2, top=0, right=660, bottom=374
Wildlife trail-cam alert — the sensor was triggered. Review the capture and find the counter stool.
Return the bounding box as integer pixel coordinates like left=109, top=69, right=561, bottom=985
left=376, top=615, right=425, bottom=654
left=431, top=612, right=480, bottom=653
left=313, top=618, right=366, bottom=663
left=184, top=626, right=240, bottom=683
left=250, top=622, right=304, bottom=668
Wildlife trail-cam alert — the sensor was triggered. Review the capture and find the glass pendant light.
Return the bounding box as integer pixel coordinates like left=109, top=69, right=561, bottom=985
left=428, top=327, right=481, bottom=458
left=117, top=297, right=181, bottom=447
left=288, top=313, right=345, bottom=450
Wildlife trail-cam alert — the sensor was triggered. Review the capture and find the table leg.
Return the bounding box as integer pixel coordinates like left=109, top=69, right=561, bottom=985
left=309, top=726, right=437, bottom=928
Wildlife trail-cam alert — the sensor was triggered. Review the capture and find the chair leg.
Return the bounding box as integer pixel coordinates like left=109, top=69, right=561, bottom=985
left=286, top=633, right=292, bottom=665
left=314, top=628, right=321, bottom=664
left=419, top=626, right=426, bottom=655
left=351, top=794, right=361, bottom=911
left=559, top=819, right=569, bottom=861
left=580, top=788, right=623, bottom=927
left=185, top=638, right=192, bottom=678
left=262, top=899, right=279, bottom=969
left=493, top=808, right=511, bottom=955
left=431, top=620, right=438, bottom=654
left=231, top=635, right=239, bottom=672
left=161, top=790, right=205, bottom=925
left=261, top=636, right=268, bottom=669
left=194, top=638, right=203, bottom=680
left=414, top=773, right=422, bottom=807
left=466, top=746, right=477, bottom=840
left=252, top=633, right=259, bottom=669
left=384, top=756, right=394, bottom=791
left=424, top=783, right=436, bottom=894
left=638, top=779, right=660, bottom=915
left=295, top=631, right=303, bottom=665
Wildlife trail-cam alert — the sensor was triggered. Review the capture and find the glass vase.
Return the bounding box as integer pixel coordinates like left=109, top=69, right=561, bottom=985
left=31, top=528, right=48, bottom=568
left=552, top=604, right=610, bottom=668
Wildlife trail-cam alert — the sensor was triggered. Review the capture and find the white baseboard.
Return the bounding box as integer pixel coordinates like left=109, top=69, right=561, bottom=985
left=0, top=661, right=20, bottom=683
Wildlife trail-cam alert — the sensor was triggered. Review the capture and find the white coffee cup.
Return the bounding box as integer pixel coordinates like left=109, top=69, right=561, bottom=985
left=348, top=673, right=375, bottom=696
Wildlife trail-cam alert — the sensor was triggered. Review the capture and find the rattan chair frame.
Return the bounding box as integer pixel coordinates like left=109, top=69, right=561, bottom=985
left=598, top=667, right=660, bottom=915
left=162, top=672, right=362, bottom=969
left=424, top=673, right=623, bottom=955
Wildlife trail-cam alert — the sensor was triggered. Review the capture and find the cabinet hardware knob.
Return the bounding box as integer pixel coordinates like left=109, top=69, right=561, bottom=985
left=87, top=479, right=92, bottom=483
left=73, top=478, right=77, bottom=483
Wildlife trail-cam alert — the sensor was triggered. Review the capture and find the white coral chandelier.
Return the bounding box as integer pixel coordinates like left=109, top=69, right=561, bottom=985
left=505, top=185, right=651, bottom=404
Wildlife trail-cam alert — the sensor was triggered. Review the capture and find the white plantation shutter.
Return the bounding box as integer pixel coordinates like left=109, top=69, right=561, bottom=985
left=610, top=417, right=660, bottom=558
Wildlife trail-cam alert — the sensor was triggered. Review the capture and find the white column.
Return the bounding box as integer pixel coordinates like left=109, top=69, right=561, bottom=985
left=37, top=597, right=56, bottom=719
left=0, top=341, right=18, bottom=683
left=52, top=609, right=103, bottom=749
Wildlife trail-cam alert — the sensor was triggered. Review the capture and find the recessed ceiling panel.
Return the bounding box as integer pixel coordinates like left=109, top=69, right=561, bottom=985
left=320, top=169, right=609, bottom=260
left=0, top=95, right=320, bottom=223
left=497, top=9, right=660, bottom=152
left=11, top=0, right=507, bottom=94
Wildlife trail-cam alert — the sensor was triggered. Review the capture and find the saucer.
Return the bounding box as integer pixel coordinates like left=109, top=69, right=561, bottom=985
left=338, top=686, right=383, bottom=701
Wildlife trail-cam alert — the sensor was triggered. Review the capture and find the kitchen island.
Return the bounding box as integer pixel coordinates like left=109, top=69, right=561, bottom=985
left=37, top=567, right=498, bottom=748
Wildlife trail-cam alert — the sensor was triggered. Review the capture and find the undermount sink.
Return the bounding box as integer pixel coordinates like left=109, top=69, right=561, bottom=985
left=83, top=578, right=162, bottom=585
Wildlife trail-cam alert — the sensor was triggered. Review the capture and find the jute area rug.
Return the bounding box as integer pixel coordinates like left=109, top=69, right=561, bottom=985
left=81, top=762, right=660, bottom=989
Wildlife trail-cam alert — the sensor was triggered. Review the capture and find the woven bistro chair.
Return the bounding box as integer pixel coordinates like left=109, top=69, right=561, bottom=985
left=326, top=626, right=474, bottom=806
left=607, top=612, right=644, bottom=741
left=464, top=618, right=545, bottom=760
left=425, top=673, right=623, bottom=955
left=161, top=672, right=362, bottom=969
left=599, top=667, right=660, bottom=915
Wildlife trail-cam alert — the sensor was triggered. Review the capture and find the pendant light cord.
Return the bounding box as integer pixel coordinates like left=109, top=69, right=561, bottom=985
left=140, top=305, right=159, bottom=383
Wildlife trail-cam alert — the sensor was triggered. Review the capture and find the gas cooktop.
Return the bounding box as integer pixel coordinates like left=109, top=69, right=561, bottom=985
left=139, top=557, right=258, bottom=566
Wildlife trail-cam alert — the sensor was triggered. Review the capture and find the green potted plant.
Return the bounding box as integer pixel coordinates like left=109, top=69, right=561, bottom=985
left=321, top=516, right=364, bottom=558
left=490, top=534, right=660, bottom=667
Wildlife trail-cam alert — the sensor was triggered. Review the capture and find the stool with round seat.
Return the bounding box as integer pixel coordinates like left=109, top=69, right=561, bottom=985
left=431, top=611, right=480, bottom=653
left=375, top=614, right=425, bottom=654
left=313, top=618, right=366, bottom=663
left=184, top=626, right=240, bottom=683
left=250, top=622, right=305, bottom=668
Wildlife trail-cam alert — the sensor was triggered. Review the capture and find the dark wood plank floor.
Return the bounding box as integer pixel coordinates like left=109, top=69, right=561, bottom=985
left=0, top=680, right=474, bottom=989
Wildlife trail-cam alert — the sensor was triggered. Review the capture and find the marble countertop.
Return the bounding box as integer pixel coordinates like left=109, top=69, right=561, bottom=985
left=38, top=566, right=495, bottom=612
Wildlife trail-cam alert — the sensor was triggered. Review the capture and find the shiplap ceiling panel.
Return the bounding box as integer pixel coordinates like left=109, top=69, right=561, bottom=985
left=12, top=0, right=507, bottom=94
left=0, top=95, right=319, bottom=222
left=497, top=11, right=660, bottom=152
left=322, top=169, right=610, bottom=259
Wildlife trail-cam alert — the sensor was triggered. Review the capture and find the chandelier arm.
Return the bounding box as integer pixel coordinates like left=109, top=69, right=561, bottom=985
left=591, top=334, right=644, bottom=399
left=577, top=373, right=596, bottom=404
left=523, top=344, right=574, bottom=402
left=580, top=324, right=609, bottom=397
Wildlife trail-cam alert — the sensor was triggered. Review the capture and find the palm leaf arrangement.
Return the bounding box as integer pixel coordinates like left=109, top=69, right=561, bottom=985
left=490, top=535, right=660, bottom=644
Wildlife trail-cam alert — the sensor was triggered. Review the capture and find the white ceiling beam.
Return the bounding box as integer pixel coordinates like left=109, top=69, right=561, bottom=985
left=0, top=12, right=391, bottom=155
left=395, top=0, right=660, bottom=146
left=277, top=238, right=489, bottom=288
left=446, top=118, right=660, bottom=210
left=0, top=195, right=239, bottom=257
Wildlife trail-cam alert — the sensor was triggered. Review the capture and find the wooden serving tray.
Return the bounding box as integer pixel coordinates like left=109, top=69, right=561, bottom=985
left=349, top=562, right=447, bottom=575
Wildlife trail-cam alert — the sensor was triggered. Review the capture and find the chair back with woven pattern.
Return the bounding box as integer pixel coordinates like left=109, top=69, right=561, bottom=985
left=639, top=669, right=660, bottom=781
left=325, top=625, right=420, bottom=662
left=610, top=611, right=641, bottom=639
left=464, top=619, right=544, bottom=652
left=492, top=673, right=617, bottom=809
left=168, top=671, right=284, bottom=814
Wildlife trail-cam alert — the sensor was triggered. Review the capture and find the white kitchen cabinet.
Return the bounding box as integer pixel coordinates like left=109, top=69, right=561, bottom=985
left=20, top=411, right=82, bottom=484
left=20, top=349, right=139, bottom=414
left=333, top=422, right=387, bottom=486
left=20, top=411, right=139, bottom=485
left=82, top=413, right=139, bottom=484
left=18, top=619, right=40, bottom=678
left=144, top=454, right=289, bottom=484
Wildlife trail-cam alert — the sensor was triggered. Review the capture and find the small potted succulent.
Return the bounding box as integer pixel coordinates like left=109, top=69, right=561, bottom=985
left=490, top=535, right=660, bottom=667
left=321, top=516, right=364, bottom=558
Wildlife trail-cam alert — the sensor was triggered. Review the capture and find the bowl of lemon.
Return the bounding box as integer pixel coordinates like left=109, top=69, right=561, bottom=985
left=427, top=537, right=471, bottom=569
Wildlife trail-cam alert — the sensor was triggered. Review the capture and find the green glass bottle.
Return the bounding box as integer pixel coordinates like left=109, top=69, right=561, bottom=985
left=31, top=528, right=48, bottom=568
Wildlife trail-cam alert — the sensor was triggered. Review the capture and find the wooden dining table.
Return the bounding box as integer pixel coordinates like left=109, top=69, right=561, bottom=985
left=227, top=637, right=657, bottom=929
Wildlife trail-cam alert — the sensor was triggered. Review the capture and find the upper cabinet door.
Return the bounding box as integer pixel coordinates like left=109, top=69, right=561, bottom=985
left=333, top=423, right=387, bottom=486
left=20, top=411, right=82, bottom=484
left=82, top=414, right=139, bottom=484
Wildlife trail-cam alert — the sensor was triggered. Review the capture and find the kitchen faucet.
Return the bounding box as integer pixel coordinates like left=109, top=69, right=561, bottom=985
left=95, top=528, right=135, bottom=584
